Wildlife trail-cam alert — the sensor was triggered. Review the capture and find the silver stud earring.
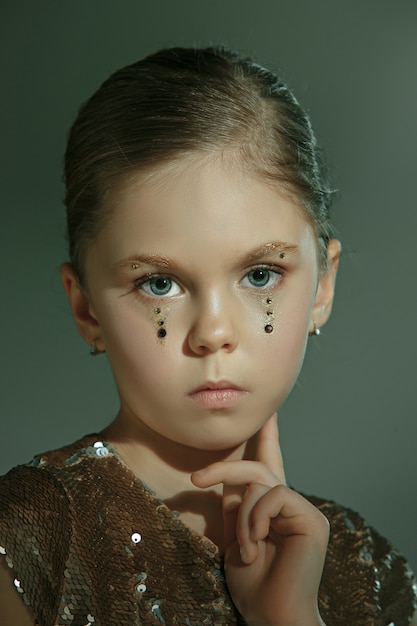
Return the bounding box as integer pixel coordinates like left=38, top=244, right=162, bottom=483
left=309, top=322, right=321, bottom=337
left=90, top=340, right=104, bottom=356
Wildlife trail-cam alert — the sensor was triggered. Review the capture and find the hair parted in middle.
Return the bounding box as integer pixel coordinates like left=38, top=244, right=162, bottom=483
left=64, top=46, right=335, bottom=284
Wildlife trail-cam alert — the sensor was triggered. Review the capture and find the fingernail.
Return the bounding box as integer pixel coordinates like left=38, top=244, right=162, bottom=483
left=192, top=468, right=207, bottom=476
left=240, top=545, right=248, bottom=563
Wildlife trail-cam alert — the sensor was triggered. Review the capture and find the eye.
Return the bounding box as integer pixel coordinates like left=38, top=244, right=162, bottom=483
left=135, top=275, right=181, bottom=298
left=241, top=266, right=282, bottom=289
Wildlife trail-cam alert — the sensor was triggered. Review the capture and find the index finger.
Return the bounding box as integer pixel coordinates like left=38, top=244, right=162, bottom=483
left=255, top=414, right=286, bottom=484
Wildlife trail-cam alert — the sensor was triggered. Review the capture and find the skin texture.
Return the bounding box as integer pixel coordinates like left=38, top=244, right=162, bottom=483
left=60, top=155, right=342, bottom=625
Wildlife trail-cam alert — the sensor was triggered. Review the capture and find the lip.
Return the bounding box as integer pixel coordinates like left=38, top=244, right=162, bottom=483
left=187, top=380, right=247, bottom=409
left=190, top=380, right=244, bottom=393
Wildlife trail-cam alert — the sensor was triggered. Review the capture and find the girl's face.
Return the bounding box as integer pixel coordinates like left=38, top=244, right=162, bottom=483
left=66, top=157, right=339, bottom=451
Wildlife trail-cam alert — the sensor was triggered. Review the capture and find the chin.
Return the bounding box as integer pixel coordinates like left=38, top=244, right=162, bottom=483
left=177, top=426, right=254, bottom=454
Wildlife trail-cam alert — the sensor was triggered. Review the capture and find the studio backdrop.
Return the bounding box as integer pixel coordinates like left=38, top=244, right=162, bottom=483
left=1, top=0, right=416, bottom=570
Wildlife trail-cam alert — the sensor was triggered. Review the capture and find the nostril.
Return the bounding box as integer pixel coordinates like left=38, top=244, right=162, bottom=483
left=189, top=334, right=237, bottom=356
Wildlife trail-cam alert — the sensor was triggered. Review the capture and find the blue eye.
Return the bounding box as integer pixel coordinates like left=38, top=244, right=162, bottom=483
left=247, top=268, right=270, bottom=287
left=241, top=266, right=282, bottom=289
left=149, top=277, right=172, bottom=295
left=137, top=275, right=181, bottom=298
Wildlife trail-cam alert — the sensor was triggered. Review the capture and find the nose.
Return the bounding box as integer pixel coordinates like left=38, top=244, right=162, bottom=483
left=187, top=289, right=239, bottom=356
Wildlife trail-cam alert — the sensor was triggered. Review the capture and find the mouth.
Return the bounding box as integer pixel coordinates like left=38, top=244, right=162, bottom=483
left=191, top=380, right=244, bottom=393
left=187, top=380, right=248, bottom=410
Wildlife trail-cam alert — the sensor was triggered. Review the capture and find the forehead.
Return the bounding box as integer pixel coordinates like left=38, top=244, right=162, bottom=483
left=94, top=155, right=319, bottom=270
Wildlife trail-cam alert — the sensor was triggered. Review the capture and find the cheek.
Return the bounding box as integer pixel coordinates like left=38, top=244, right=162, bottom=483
left=264, top=288, right=314, bottom=375
left=264, top=317, right=308, bottom=372
left=97, top=303, right=162, bottom=376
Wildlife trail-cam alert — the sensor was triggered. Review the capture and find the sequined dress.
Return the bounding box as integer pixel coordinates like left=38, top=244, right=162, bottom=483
left=0, top=435, right=416, bottom=625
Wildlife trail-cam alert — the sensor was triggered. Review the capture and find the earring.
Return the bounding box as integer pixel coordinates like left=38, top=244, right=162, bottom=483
left=154, top=308, right=167, bottom=338
left=309, top=322, right=321, bottom=337
left=90, top=339, right=104, bottom=356
left=264, top=297, right=274, bottom=333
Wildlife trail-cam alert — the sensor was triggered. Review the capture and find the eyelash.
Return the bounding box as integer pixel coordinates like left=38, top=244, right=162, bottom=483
left=134, top=274, right=182, bottom=299
left=241, top=264, right=283, bottom=290
left=133, top=264, right=284, bottom=300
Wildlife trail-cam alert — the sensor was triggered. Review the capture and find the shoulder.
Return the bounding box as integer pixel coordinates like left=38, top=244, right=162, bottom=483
left=0, top=461, right=71, bottom=540
left=305, top=493, right=417, bottom=624
left=0, top=433, right=101, bottom=519
left=0, top=433, right=109, bottom=520
left=0, top=434, right=102, bottom=625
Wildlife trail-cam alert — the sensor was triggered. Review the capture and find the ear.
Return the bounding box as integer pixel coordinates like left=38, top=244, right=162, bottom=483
left=309, top=239, right=341, bottom=333
left=60, top=263, right=105, bottom=352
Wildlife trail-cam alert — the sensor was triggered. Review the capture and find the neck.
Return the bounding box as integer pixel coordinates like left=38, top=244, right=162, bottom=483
left=100, top=407, right=252, bottom=550
left=101, top=408, right=248, bottom=496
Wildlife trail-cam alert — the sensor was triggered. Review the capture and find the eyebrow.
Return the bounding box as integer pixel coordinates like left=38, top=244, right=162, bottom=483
left=113, top=253, right=179, bottom=272
left=113, top=241, right=299, bottom=272
left=238, top=241, right=299, bottom=265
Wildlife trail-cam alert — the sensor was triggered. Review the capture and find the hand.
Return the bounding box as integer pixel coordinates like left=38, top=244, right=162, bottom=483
left=191, top=415, right=329, bottom=626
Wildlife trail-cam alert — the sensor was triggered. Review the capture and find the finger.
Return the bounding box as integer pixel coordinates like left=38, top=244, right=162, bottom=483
left=192, top=461, right=277, bottom=553
left=192, top=461, right=277, bottom=550
left=191, top=460, right=278, bottom=490
left=235, top=483, right=270, bottom=564
left=250, top=485, right=329, bottom=546
left=255, top=414, right=286, bottom=483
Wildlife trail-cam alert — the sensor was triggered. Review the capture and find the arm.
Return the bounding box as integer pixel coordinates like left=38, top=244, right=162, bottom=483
left=0, top=556, right=36, bottom=626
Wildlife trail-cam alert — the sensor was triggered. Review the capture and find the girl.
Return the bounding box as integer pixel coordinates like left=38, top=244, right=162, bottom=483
left=0, top=46, right=416, bottom=626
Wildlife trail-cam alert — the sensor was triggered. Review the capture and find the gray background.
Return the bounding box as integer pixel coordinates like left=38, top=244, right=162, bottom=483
left=1, top=1, right=416, bottom=571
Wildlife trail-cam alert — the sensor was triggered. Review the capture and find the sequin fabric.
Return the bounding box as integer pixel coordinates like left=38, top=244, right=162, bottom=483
left=0, top=435, right=416, bottom=626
